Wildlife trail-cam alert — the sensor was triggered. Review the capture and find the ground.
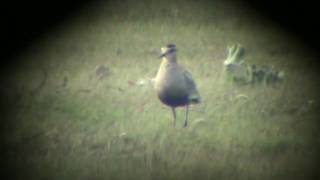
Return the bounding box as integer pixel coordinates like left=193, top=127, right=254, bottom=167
left=1, top=0, right=320, bottom=179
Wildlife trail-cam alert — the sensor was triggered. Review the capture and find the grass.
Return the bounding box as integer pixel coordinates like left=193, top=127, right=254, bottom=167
left=1, top=0, right=320, bottom=179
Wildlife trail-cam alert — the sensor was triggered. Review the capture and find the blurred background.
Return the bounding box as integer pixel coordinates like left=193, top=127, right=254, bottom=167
left=2, top=0, right=320, bottom=179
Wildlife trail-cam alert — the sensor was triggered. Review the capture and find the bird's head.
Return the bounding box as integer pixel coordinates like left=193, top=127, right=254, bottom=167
left=159, top=44, right=177, bottom=60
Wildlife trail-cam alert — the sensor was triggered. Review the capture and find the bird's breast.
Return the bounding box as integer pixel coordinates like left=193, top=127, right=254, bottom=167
left=155, top=67, right=189, bottom=107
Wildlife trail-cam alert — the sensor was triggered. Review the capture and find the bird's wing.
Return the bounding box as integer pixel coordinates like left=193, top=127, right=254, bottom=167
left=183, top=69, right=201, bottom=103
left=183, top=69, right=197, bottom=90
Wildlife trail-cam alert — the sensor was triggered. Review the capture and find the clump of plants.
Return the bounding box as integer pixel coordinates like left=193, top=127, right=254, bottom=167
left=223, top=44, right=284, bottom=85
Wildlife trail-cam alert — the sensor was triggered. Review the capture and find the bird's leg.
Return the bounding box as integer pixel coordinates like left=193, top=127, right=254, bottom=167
left=184, top=105, right=189, bottom=127
left=171, top=107, right=176, bottom=127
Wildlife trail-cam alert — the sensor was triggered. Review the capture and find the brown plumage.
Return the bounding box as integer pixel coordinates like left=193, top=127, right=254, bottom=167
left=154, top=44, right=201, bottom=127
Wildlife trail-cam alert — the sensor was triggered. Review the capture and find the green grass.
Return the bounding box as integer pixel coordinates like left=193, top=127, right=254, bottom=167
left=2, top=0, right=320, bottom=179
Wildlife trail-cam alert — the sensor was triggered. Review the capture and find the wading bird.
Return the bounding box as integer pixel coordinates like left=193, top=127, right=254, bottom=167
left=154, top=44, right=201, bottom=127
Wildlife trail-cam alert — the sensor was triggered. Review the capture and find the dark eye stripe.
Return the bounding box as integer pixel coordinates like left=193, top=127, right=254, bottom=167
left=167, top=48, right=176, bottom=54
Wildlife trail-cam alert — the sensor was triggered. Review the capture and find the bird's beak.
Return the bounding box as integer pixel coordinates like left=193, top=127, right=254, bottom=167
left=159, top=47, right=168, bottom=58
left=159, top=52, right=166, bottom=58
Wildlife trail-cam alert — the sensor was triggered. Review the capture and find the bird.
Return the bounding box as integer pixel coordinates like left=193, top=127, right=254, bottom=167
left=154, top=44, right=201, bottom=127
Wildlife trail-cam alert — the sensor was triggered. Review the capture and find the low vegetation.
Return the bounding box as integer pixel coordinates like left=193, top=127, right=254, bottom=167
left=2, top=0, right=320, bottom=179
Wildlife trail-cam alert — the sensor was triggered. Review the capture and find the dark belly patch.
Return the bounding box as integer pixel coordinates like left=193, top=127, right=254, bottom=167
left=158, top=93, right=189, bottom=107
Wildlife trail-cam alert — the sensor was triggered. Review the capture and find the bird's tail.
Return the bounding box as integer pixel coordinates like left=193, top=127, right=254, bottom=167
left=189, top=93, right=201, bottom=104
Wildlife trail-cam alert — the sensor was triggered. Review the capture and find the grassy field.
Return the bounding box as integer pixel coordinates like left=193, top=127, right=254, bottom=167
left=2, top=0, right=320, bottom=179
